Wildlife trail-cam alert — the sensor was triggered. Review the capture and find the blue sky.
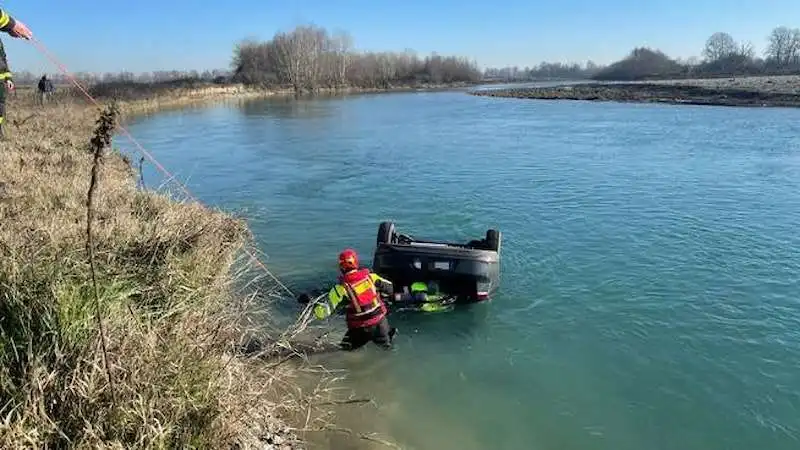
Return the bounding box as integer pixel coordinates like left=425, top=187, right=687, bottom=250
left=3, top=0, right=800, bottom=74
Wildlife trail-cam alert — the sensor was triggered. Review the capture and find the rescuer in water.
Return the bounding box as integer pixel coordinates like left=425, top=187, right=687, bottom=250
left=0, top=9, right=33, bottom=139
left=392, top=280, right=455, bottom=313
left=313, top=249, right=397, bottom=351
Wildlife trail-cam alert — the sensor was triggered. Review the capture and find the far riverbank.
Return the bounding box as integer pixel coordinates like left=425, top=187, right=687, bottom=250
left=470, top=75, right=800, bottom=108
left=25, top=80, right=482, bottom=117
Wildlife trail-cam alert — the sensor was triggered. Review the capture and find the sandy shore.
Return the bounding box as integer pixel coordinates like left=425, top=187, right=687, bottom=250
left=470, top=75, right=800, bottom=107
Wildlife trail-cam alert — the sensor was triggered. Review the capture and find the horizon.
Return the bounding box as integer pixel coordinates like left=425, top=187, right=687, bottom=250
left=3, top=0, right=800, bottom=75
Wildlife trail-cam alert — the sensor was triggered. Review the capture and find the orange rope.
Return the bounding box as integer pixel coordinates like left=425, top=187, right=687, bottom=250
left=29, top=37, right=296, bottom=298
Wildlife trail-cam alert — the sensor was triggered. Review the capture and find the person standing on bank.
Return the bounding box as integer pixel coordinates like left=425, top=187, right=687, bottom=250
left=0, top=9, right=33, bottom=139
left=37, top=74, right=54, bottom=105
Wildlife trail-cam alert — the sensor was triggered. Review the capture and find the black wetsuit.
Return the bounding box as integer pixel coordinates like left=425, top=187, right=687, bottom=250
left=339, top=316, right=394, bottom=351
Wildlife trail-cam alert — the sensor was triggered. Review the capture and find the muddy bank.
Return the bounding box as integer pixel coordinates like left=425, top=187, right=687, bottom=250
left=471, top=76, right=800, bottom=107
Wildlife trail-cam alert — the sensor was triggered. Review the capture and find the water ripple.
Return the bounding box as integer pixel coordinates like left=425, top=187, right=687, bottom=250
left=127, top=93, right=800, bottom=450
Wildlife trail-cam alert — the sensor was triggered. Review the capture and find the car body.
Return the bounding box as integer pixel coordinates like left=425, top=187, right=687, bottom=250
left=371, top=221, right=501, bottom=303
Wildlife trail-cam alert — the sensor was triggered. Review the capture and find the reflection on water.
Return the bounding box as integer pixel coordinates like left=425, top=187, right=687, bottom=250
left=238, top=95, right=339, bottom=120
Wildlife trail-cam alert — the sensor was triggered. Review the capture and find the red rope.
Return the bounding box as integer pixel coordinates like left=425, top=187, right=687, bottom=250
left=29, top=37, right=296, bottom=298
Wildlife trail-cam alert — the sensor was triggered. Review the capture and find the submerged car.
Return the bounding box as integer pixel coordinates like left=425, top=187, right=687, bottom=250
left=371, top=221, right=502, bottom=303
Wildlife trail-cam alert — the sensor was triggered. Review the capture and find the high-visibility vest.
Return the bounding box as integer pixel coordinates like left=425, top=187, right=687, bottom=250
left=339, top=268, right=387, bottom=328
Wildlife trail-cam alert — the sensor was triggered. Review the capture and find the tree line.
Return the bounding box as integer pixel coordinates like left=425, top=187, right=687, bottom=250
left=28, top=24, right=800, bottom=97
left=483, top=61, right=602, bottom=81
left=11, top=70, right=232, bottom=86
left=485, top=25, right=800, bottom=82
left=231, top=24, right=482, bottom=90
left=10, top=69, right=235, bottom=103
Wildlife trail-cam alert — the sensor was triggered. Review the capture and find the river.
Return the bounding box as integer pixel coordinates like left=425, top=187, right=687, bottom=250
left=125, top=87, right=800, bottom=450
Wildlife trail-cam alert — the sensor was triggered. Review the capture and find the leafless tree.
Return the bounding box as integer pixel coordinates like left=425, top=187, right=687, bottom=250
left=766, top=26, right=800, bottom=67
left=231, top=24, right=481, bottom=91
left=485, top=60, right=602, bottom=81
left=703, top=32, right=738, bottom=61
left=738, top=41, right=756, bottom=59
left=272, top=25, right=332, bottom=90
left=328, top=30, right=352, bottom=86
left=232, top=38, right=276, bottom=85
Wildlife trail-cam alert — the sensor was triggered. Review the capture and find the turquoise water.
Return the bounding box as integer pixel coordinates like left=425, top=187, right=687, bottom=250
left=126, top=89, right=800, bottom=450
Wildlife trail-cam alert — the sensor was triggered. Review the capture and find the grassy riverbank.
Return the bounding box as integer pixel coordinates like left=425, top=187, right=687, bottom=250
left=0, top=85, right=376, bottom=448
left=471, top=75, right=800, bottom=108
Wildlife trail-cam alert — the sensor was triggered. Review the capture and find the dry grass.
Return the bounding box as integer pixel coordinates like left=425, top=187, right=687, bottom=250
left=11, top=83, right=284, bottom=118
left=0, top=90, right=376, bottom=449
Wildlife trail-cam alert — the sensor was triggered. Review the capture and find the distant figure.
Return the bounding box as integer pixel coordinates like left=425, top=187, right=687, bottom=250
left=0, top=9, right=33, bottom=139
left=37, top=75, right=54, bottom=105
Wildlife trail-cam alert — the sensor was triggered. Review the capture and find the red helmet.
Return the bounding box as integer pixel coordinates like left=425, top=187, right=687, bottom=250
left=338, top=249, right=359, bottom=271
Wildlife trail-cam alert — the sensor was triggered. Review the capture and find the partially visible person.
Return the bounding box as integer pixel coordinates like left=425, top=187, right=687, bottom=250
left=0, top=9, right=32, bottom=139
left=37, top=74, right=54, bottom=105
left=313, top=249, right=397, bottom=351
left=392, top=280, right=455, bottom=312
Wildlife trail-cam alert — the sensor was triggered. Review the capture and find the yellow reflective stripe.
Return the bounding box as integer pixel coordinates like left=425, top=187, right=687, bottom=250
left=0, top=117, right=4, bottom=124
left=338, top=275, right=383, bottom=317
left=318, top=284, right=350, bottom=320
left=351, top=304, right=380, bottom=316
left=370, top=273, right=390, bottom=284
left=359, top=277, right=380, bottom=309
left=341, top=281, right=363, bottom=313
left=0, top=11, right=10, bottom=29
left=352, top=278, right=373, bottom=295
left=0, top=72, right=11, bottom=80
left=328, top=286, right=344, bottom=309
left=313, top=302, right=331, bottom=320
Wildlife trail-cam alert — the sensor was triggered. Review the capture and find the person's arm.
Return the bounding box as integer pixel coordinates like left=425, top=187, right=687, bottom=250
left=0, top=9, right=33, bottom=85
left=313, top=285, right=346, bottom=320
left=369, top=273, right=394, bottom=296
left=0, top=10, right=16, bottom=31
left=0, top=38, right=10, bottom=83
left=0, top=9, right=32, bottom=40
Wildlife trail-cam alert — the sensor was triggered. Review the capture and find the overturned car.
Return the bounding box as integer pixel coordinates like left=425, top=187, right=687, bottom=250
left=371, top=221, right=502, bottom=303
